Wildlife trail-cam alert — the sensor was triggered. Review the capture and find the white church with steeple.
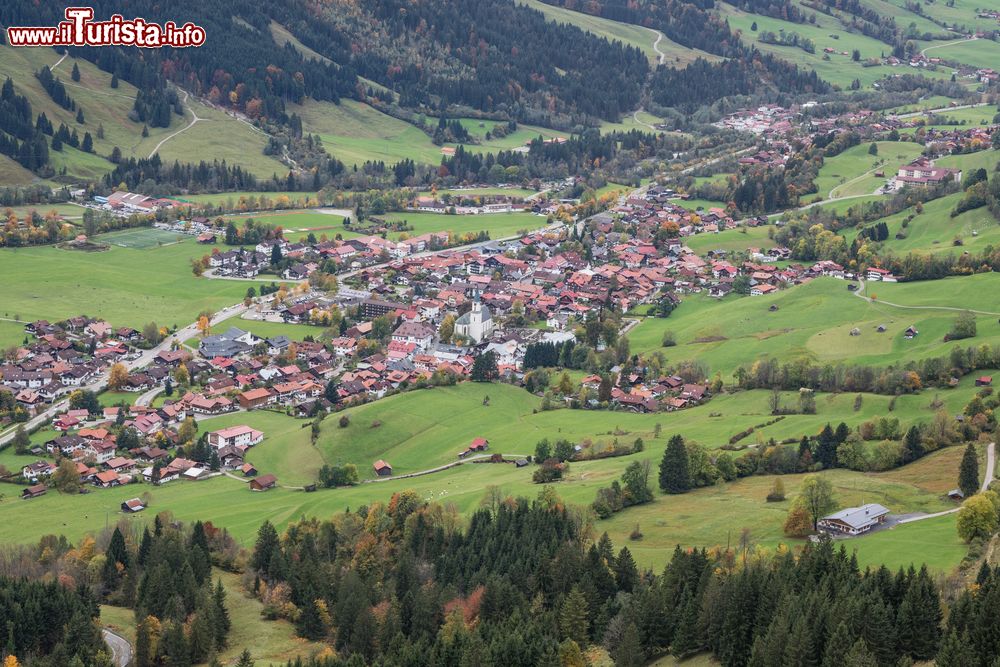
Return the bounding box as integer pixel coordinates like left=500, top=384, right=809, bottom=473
left=454, top=294, right=494, bottom=343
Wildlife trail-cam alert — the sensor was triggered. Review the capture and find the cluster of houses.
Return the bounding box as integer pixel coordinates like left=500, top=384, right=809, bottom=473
left=18, top=404, right=274, bottom=496
left=1, top=317, right=145, bottom=410
left=204, top=230, right=462, bottom=279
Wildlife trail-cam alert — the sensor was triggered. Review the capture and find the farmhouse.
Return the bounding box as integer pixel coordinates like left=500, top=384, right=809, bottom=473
left=121, top=498, right=146, bottom=513
left=373, top=459, right=393, bottom=476
left=249, top=474, right=277, bottom=491
left=976, top=376, right=993, bottom=387
left=818, top=503, right=890, bottom=535
left=459, top=437, right=490, bottom=458
left=207, top=425, right=265, bottom=450
left=21, top=484, right=47, bottom=500
left=238, top=387, right=276, bottom=410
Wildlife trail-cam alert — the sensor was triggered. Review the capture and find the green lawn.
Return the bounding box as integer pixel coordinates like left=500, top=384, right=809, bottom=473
left=814, top=142, right=923, bottom=199
left=516, top=0, right=721, bottom=66
left=224, top=209, right=346, bottom=234
left=210, top=315, right=328, bottom=344
left=682, top=225, right=776, bottom=256
left=0, top=45, right=285, bottom=181
left=178, top=191, right=320, bottom=210
left=850, top=513, right=967, bottom=572
left=924, top=37, right=1000, bottom=71
left=853, top=191, right=1000, bottom=255
left=718, top=4, right=954, bottom=89
left=0, top=239, right=251, bottom=330
left=376, top=210, right=546, bottom=241
left=627, top=275, right=1000, bottom=378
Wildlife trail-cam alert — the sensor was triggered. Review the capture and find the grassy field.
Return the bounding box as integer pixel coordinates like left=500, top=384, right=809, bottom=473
left=0, top=154, right=37, bottom=186
left=814, top=141, right=923, bottom=199
left=224, top=209, right=346, bottom=234
left=209, top=315, right=328, bottom=344
left=900, top=0, right=1000, bottom=32
left=417, top=187, right=538, bottom=198
left=293, top=98, right=567, bottom=167
left=851, top=513, right=967, bottom=572
left=924, top=37, right=1000, bottom=71
left=627, top=275, right=1000, bottom=377
left=0, top=239, right=249, bottom=330
left=0, top=46, right=285, bottom=180
left=198, top=411, right=327, bottom=487
left=853, top=191, right=1000, bottom=255
left=718, top=4, right=954, bottom=89
left=516, top=0, right=721, bottom=66
left=178, top=191, right=320, bottom=209
left=377, top=210, right=546, bottom=240
left=682, top=225, right=776, bottom=256
left=3, top=202, right=86, bottom=221
left=0, top=320, right=28, bottom=349
left=937, top=147, right=1000, bottom=175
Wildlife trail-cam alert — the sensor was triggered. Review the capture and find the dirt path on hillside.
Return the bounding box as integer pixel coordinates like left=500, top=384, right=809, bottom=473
left=148, top=90, right=203, bottom=159
left=853, top=279, right=1000, bottom=316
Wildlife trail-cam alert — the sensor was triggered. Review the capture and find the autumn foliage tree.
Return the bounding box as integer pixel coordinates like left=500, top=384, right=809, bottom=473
left=108, top=362, right=129, bottom=390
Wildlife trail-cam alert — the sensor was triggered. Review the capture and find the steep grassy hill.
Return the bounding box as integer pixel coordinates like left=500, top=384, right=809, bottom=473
left=0, top=45, right=288, bottom=182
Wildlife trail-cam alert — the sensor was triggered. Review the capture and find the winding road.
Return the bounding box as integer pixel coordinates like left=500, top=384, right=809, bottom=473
left=102, top=628, right=133, bottom=667
left=645, top=27, right=668, bottom=65
left=149, top=90, right=203, bottom=159
left=921, top=35, right=978, bottom=57
left=852, top=278, right=1000, bottom=316
left=898, top=442, right=995, bottom=525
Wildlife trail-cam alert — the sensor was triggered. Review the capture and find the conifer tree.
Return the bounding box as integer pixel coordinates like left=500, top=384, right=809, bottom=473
left=613, top=623, right=644, bottom=667
left=559, top=585, right=590, bottom=647
left=844, top=639, right=879, bottom=667
left=902, top=426, right=923, bottom=464
left=659, top=435, right=690, bottom=494
left=959, top=443, right=980, bottom=498
left=671, top=588, right=702, bottom=658
left=816, top=423, right=838, bottom=468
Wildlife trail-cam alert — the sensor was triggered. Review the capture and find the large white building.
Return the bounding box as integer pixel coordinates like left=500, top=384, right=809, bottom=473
left=207, top=425, right=265, bottom=450
left=455, top=298, right=494, bottom=343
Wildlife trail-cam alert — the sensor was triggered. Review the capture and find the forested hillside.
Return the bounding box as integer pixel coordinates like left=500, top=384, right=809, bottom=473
left=0, top=0, right=647, bottom=127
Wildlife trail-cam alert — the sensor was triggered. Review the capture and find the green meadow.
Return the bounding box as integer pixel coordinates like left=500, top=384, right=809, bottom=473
left=901, top=0, right=1000, bottom=32
left=923, top=37, right=1000, bottom=71
left=682, top=225, right=776, bottom=255
left=852, top=191, right=1000, bottom=255
left=627, top=275, right=1000, bottom=377
left=814, top=141, right=923, bottom=199
left=0, top=239, right=249, bottom=330
left=0, top=383, right=980, bottom=572
left=718, top=4, right=954, bottom=89
left=0, top=45, right=285, bottom=181
left=377, top=210, right=546, bottom=240
left=292, top=98, right=567, bottom=167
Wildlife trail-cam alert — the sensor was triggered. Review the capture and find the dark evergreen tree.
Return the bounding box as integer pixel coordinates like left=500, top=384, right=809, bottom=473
left=959, top=443, right=980, bottom=498
left=659, top=435, right=690, bottom=494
